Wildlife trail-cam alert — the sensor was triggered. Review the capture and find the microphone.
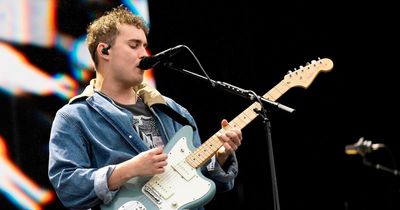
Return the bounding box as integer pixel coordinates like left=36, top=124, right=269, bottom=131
left=138, top=45, right=185, bottom=70
left=345, top=137, right=385, bottom=155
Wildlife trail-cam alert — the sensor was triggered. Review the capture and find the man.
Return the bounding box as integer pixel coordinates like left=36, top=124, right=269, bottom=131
left=48, top=5, right=242, bottom=209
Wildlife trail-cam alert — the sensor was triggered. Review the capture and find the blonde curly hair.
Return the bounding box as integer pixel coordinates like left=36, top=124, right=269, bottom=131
left=86, top=5, right=149, bottom=66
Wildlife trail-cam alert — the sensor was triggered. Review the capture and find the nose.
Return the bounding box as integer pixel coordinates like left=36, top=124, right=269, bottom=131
left=139, top=46, right=149, bottom=59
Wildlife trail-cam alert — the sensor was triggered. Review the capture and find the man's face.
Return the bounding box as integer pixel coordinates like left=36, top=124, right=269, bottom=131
left=108, top=24, right=148, bottom=87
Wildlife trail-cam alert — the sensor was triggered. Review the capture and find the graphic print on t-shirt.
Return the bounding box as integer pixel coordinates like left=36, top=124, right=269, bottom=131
left=132, top=115, right=163, bottom=149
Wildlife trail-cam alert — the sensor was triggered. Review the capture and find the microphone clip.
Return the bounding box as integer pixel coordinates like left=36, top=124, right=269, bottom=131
left=345, top=137, right=385, bottom=156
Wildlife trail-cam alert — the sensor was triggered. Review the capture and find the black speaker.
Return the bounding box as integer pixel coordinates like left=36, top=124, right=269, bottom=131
left=101, top=45, right=111, bottom=55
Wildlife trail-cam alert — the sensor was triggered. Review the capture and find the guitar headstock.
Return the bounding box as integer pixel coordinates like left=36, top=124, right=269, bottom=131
left=283, top=58, right=333, bottom=89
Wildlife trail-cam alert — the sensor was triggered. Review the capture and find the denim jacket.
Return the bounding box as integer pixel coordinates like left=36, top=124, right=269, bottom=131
left=48, top=80, right=238, bottom=209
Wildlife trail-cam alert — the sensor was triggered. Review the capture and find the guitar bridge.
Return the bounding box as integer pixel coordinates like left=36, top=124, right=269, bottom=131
left=118, top=201, right=146, bottom=210
left=142, top=184, right=162, bottom=205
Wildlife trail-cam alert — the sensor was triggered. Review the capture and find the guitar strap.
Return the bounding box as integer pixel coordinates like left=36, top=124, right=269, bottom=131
left=153, top=104, right=197, bottom=131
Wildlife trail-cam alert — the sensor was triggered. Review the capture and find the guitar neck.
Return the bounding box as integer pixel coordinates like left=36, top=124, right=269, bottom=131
left=185, top=80, right=290, bottom=168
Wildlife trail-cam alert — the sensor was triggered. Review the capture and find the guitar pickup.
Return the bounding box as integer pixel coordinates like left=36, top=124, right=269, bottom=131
left=145, top=176, right=174, bottom=200
left=172, top=160, right=195, bottom=181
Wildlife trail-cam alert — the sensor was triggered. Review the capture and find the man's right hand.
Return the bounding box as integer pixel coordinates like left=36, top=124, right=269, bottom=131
left=132, top=147, right=168, bottom=176
left=108, top=146, right=168, bottom=190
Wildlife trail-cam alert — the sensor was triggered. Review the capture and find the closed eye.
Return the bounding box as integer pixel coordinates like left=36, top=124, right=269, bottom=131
left=127, top=39, right=147, bottom=49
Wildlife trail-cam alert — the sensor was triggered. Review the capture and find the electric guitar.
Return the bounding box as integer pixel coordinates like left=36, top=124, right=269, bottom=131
left=101, top=58, right=334, bottom=210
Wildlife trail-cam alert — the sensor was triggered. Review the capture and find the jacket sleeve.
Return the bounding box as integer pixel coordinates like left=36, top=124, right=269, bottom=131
left=48, top=108, right=117, bottom=209
left=202, top=152, right=238, bottom=192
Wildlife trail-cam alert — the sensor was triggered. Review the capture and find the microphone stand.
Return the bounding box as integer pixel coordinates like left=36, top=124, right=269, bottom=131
left=164, top=62, right=295, bottom=210
left=362, top=158, right=400, bottom=177
left=164, top=63, right=294, bottom=113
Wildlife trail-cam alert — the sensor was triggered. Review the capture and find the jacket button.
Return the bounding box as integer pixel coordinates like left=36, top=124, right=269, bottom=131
left=128, top=135, right=132, bottom=138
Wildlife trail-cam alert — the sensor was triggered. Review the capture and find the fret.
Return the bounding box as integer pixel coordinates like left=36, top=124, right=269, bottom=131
left=186, top=135, right=223, bottom=168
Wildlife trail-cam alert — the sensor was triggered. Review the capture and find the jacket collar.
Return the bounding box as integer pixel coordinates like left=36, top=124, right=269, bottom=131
left=69, top=79, right=166, bottom=106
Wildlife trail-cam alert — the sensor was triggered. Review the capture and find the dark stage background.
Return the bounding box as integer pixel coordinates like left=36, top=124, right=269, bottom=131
left=1, top=0, right=399, bottom=210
